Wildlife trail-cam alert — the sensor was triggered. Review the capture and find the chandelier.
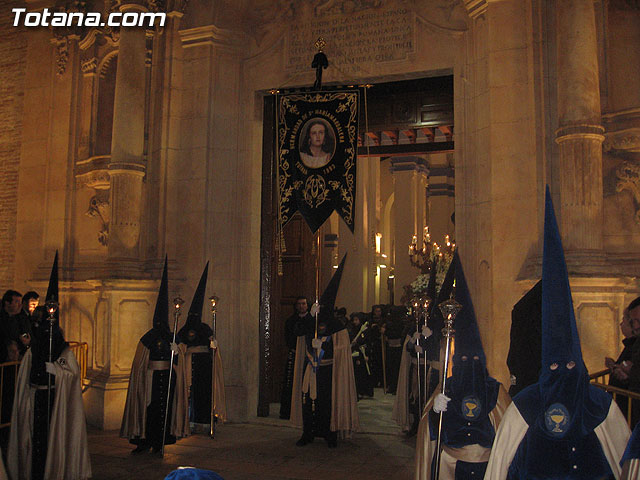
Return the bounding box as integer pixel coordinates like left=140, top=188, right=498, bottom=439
left=408, top=226, right=456, bottom=274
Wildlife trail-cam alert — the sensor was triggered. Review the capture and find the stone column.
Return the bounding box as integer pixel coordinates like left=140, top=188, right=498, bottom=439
left=108, top=2, right=148, bottom=260
left=390, top=157, right=428, bottom=303
left=555, top=0, right=604, bottom=251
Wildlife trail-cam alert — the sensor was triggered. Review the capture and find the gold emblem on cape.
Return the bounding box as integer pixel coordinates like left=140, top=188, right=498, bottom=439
left=462, top=396, right=481, bottom=419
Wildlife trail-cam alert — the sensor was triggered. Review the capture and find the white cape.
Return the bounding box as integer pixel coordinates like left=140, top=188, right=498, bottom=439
left=8, top=347, right=91, bottom=480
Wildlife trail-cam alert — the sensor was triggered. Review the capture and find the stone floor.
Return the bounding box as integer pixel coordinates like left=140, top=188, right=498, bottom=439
left=89, top=389, right=416, bottom=480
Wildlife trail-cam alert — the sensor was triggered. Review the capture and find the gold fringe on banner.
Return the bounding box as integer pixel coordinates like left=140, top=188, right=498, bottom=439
left=274, top=91, right=286, bottom=277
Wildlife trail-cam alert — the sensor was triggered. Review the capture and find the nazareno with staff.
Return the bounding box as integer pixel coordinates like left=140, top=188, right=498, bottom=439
left=415, top=252, right=511, bottom=480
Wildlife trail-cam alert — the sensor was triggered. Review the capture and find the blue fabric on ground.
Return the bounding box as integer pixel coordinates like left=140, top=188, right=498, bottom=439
left=164, top=467, right=224, bottom=480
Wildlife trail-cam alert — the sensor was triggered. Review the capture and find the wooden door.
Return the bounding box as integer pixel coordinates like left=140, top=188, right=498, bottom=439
left=258, top=96, right=317, bottom=414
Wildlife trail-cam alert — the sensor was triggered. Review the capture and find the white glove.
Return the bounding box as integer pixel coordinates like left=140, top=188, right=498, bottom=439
left=422, top=326, right=433, bottom=338
left=311, top=338, right=323, bottom=350
left=412, top=331, right=421, bottom=343
left=433, top=393, right=451, bottom=413
left=170, top=342, right=180, bottom=354
left=310, top=302, right=320, bottom=317
left=210, top=339, right=218, bottom=350
left=415, top=344, right=423, bottom=354
left=45, top=362, right=56, bottom=375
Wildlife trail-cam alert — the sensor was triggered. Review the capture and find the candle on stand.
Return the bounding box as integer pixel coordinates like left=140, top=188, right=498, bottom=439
left=409, top=234, right=418, bottom=257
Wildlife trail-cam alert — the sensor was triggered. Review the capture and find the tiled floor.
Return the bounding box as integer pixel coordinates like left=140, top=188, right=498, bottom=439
left=89, top=389, right=416, bottom=480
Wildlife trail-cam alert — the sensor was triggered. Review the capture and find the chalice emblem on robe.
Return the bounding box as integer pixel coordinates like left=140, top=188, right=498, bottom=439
left=545, top=403, right=570, bottom=436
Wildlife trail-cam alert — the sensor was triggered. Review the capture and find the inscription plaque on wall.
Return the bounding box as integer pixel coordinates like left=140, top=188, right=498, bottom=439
left=286, top=6, right=415, bottom=74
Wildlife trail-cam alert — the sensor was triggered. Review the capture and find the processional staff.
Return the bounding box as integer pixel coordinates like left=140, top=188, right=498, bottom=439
left=209, top=295, right=219, bottom=438
left=381, top=325, right=388, bottom=394
left=419, top=295, right=432, bottom=411
left=432, top=284, right=462, bottom=480
left=161, top=295, right=184, bottom=457
left=411, top=297, right=422, bottom=407
left=45, top=300, right=59, bottom=434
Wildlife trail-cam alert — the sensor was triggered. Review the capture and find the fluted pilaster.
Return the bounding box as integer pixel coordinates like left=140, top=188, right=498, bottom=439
left=555, top=0, right=604, bottom=251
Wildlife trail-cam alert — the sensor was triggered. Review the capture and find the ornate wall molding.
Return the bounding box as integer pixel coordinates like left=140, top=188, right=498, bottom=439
left=604, top=127, right=640, bottom=153
left=616, top=159, right=640, bottom=223
left=52, top=35, right=70, bottom=76
left=76, top=156, right=111, bottom=246
left=81, top=56, right=97, bottom=74
left=85, top=191, right=110, bottom=246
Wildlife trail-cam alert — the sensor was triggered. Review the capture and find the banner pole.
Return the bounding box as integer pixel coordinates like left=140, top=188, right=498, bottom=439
left=315, top=230, right=321, bottom=338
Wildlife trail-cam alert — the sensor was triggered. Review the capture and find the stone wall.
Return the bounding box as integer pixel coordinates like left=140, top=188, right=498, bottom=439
left=0, top=2, right=27, bottom=289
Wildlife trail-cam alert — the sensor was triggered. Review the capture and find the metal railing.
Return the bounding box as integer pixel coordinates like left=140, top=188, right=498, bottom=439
left=590, top=368, right=640, bottom=426
left=68, top=341, right=89, bottom=390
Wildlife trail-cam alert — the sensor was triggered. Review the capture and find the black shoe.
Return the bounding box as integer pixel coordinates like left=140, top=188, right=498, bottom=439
left=327, top=438, right=337, bottom=448
left=131, top=444, right=150, bottom=454
left=296, top=435, right=314, bottom=447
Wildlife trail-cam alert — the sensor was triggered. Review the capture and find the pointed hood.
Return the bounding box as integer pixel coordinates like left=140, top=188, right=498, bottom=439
left=178, top=262, right=212, bottom=346
left=541, top=186, right=583, bottom=370
left=317, top=254, right=347, bottom=333
left=152, top=256, right=170, bottom=332
left=46, top=251, right=59, bottom=305
left=319, top=254, right=346, bottom=316
left=439, top=251, right=500, bottom=449
left=31, top=251, right=68, bottom=384
left=185, top=262, right=209, bottom=330
left=514, top=186, right=611, bottom=439
left=452, top=252, right=486, bottom=366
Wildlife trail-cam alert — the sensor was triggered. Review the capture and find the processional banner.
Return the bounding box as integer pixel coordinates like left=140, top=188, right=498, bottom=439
left=277, top=90, right=359, bottom=233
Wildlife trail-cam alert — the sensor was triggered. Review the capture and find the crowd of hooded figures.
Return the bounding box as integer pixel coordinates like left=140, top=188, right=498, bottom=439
left=285, top=188, right=640, bottom=479
left=3, top=188, right=640, bottom=479
left=0, top=256, right=226, bottom=480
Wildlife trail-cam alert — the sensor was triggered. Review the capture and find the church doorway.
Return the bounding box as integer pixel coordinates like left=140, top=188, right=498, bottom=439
left=257, top=75, right=455, bottom=434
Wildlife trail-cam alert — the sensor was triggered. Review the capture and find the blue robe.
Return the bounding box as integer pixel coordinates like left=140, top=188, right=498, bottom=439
left=485, top=392, right=630, bottom=479
left=415, top=376, right=511, bottom=479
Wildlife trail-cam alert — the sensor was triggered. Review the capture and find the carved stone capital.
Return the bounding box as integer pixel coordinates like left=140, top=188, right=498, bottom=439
left=75, top=155, right=111, bottom=189
left=555, top=124, right=606, bottom=144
